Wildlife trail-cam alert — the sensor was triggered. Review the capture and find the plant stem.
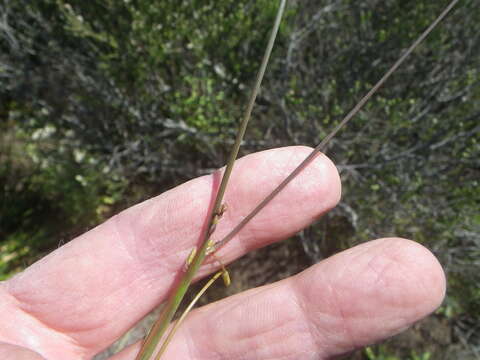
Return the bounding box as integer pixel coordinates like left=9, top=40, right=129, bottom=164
left=135, top=1, right=287, bottom=359
left=209, top=0, right=460, bottom=255
left=154, top=271, right=225, bottom=360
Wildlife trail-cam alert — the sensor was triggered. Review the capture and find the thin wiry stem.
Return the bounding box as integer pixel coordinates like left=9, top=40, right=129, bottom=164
left=210, top=0, right=460, bottom=254
left=214, top=0, right=288, bottom=212
left=135, top=1, right=287, bottom=359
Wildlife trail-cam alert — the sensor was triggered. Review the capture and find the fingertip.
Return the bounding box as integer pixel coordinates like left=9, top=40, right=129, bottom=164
left=316, top=150, right=342, bottom=211
left=379, top=237, right=446, bottom=313
left=346, top=237, right=447, bottom=321
left=291, top=146, right=341, bottom=212
left=214, top=146, right=342, bottom=257
left=272, top=145, right=342, bottom=219
left=297, top=237, right=447, bottom=356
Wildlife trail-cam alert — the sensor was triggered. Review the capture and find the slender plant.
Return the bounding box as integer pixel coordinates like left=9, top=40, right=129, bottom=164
left=136, top=1, right=460, bottom=359
left=135, top=1, right=287, bottom=359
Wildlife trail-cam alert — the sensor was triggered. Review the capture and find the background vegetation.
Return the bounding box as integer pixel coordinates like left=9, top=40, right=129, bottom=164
left=1, top=0, right=478, bottom=358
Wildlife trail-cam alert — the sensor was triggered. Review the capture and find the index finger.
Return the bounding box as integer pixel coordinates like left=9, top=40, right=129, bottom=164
left=1, top=146, right=341, bottom=358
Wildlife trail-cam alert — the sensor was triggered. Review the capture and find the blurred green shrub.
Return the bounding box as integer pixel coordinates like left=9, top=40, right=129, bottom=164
left=0, top=122, right=126, bottom=279
left=365, top=346, right=431, bottom=360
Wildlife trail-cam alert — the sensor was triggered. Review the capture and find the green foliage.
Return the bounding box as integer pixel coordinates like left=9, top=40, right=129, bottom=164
left=0, top=123, right=126, bottom=279
left=365, top=346, right=431, bottom=360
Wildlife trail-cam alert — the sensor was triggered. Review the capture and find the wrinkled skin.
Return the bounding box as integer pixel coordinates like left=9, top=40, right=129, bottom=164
left=0, top=147, right=445, bottom=359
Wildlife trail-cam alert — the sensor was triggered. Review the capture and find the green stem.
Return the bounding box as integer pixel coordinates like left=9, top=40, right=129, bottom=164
left=154, top=271, right=225, bottom=360
left=134, top=1, right=287, bottom=359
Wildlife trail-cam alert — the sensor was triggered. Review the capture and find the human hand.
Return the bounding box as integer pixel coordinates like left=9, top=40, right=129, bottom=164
left=0, top=147, right=445, bottom=359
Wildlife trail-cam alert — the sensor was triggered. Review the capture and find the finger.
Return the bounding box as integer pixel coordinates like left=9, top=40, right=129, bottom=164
left=1, top=146, right=341, bottom=357
left=112, top=238, right=446, bottom=360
